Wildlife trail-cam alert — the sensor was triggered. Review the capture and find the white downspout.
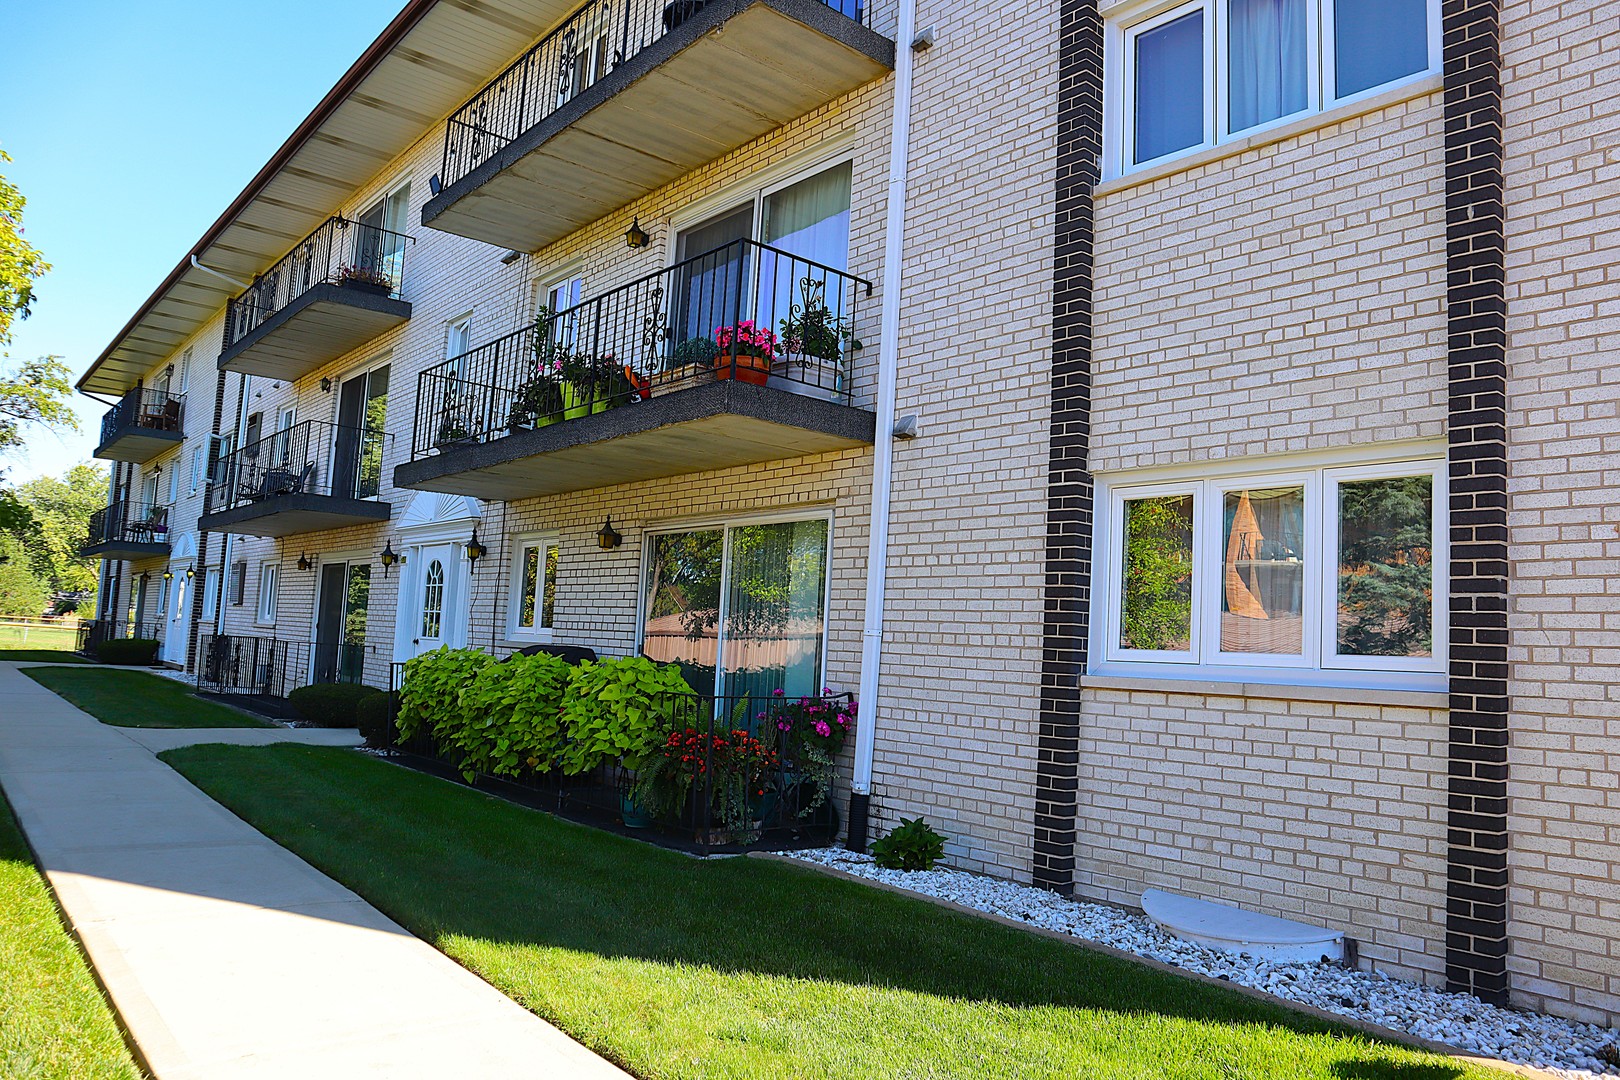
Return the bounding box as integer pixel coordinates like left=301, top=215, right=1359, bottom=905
left=189, top=254, right=250, bottom=290
left=849, top=0, right=920, bottom=850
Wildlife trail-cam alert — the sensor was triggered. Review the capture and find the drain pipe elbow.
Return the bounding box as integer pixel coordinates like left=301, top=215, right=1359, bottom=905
left=847, top=0, right=921, bottom=853
left=189, top=254, right=250, bottom=290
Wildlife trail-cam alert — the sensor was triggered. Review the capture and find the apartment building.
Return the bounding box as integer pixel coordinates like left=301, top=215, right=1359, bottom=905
left=75, top=0, right=1618, bottom=1029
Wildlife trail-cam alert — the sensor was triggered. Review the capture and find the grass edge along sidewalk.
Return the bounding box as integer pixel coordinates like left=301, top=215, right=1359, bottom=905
left=161, top=742, right=1514, bottom=1080
left=0, top=794, right=145, bottom=1079
left=22, top=667, right=270, bottom=729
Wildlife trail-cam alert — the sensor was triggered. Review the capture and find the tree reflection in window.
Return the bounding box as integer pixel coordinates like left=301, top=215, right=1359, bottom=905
left=1120, top=495, right=1194, bottom=651
left=421, top=559, right=444, bottom=639
left=1337, top=476, right=1432, bottom=657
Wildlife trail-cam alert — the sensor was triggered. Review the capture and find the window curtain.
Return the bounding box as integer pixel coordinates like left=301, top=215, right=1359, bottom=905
left=1134, top=11, right=1206, bottom=163
left=1228, top=0, right=1307, bottom=133
left=721, top=519, right=829, bottom=705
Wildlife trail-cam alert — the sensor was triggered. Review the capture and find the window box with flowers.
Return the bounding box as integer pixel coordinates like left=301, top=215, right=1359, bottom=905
left=714, top=321, right=777, bottom=386
left=336, top=264, right=394, bottom=296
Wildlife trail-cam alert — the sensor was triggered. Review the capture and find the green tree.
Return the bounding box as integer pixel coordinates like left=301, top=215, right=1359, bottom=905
left=0, top=531, right=47, bottom=617
left=0, top=356, right=76, bottom=452
left=18, top=463, right=107, bottom=604
left=0, top=148, right=50, bottom=345
left=1337, top=476, right=1433, bottom=657
left=1121, top=496, right=1194, bottom=651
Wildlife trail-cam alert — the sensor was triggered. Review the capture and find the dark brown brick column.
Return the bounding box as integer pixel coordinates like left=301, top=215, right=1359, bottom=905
left=1035, top=0, right=1103, bottom=893
left=1442, top=0, right=1511, bottom=1003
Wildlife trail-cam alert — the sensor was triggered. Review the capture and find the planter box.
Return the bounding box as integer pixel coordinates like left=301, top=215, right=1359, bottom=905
left=771, top=355, right=845, bottom=402
left=649, top=363, right=717, bottom=398
left=338, top=279, right=391, bottom=297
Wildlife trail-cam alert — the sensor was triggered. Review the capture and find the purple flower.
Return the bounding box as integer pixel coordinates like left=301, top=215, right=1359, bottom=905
left=814, top=720, right=832, bottom=737
left=822, top=687, right=834, bottom=696
left=836, top=712, right=850, bottom=727
left=772, top=688, right=786, bottom=697
left=777, top=720, right=792, bottom=732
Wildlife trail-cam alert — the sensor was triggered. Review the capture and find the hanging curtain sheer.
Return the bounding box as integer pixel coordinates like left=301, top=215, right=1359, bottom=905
left=1227, top=0, right=1307, bottom=133
left=721, top=520, right=829, bottom=706
left=674, top=207, right=753, bottom=351
left=761, top=163, right=853, bottom=351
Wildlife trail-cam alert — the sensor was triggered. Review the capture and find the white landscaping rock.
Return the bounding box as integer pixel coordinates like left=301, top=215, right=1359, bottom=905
left=783, top=848, right=1620, bottom=1079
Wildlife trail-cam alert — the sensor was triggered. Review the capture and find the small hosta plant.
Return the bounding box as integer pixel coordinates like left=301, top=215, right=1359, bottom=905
left=871, top=816, right=946, bottom=872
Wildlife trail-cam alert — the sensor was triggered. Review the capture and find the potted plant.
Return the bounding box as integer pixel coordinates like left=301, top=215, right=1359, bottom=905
left=777, top=278, right=860, bottom=401
left=630, top=723, right=780, bottom=844
left=764, top=688, right=856, bottom=826
left=435, top=414, right=474, bottom=448
left=336, top=264, right=393, bottom=296
left=713, top=321, right=776, bottom=386
left=507, top=374, right=564, bottom=432
left=557, top=656, right=694, bottom=827
left=651, top=337, right=719, bottom=398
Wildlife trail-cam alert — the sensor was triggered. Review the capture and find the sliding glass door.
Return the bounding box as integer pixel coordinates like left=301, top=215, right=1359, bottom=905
left=641, top=517, right=830, bottom=704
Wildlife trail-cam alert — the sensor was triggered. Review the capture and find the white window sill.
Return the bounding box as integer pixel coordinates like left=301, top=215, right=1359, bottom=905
left=1095, top=73, right=1443, bottom=199
left=1083, top=673, right=1449, bottom=710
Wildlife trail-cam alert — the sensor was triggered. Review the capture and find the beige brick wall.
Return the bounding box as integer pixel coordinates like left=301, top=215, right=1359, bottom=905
left=1500, top=0, right=1620, bottom=1028
left=855, top=0, right=1058, bottom=879
left=1079, top=82, right=1454, bottom=978
left=1077, top=687, right=1451, bottom=984
left=1091, top=88, right=1449, bottom=474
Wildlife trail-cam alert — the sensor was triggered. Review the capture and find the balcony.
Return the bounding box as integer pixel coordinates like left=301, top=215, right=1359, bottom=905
left=422, top=0, right=893, bottom=252
left=81, top=501, right=173, bottom=560
left=199, top=420, right=392, bottom=538
left=94, top=388, right=185, bottom=463
left=217, top=216, right=411, bottom=381
left=395, top=238, right=874, bottom=500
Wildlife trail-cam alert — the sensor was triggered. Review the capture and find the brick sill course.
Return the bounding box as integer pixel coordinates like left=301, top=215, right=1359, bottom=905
left=1082, top=675, right=1449, bottom=710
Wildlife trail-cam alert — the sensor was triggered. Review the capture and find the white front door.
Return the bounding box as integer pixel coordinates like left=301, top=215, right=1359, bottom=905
left=409, top=543, right=459, bottom=657
left=163, top=568, right=192, bottom=665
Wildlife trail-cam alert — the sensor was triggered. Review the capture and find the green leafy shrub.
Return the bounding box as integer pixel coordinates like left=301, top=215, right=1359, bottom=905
left=288, top=682, right=380, bottom=728
left=96, top=639, right=158, bottom=666
left=446, top=651, right=573, bottom=781
left=871, top=817, right=946, bottom=872
left=353, top=690, right=394, bottom=749
left=557, top=656, right=693, bottom=775
left=395, top=647, right=494, bottom=753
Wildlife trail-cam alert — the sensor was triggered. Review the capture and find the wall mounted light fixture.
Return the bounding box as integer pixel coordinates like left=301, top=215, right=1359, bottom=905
left=162, top=569, right=174, bottom=582
left=465, top=527, right=487, bottom=565
left=624, top=218, right=650, bottom=249
left=297, top=552, right=314, bottom=571
left=320, top=377, right=333, bottom=393
left=597, top=516, right=622, bottom=551
left=379, top=540, right=399, bottom=576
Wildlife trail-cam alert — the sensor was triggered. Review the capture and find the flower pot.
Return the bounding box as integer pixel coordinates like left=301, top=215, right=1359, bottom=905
left=560, top=382, right=592, bottom=420
left=715, top=352, right=771, bottom=386
left=771, top=355, right=844, bottom=402
left=620, top=792, right=654, bottom=830
left=650, top=363, right=716, bottom=398
left=339, top=279, right=390, bottom=297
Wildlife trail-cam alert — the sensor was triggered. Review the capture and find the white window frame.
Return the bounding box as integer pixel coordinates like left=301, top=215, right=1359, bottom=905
left=445, top=315, right=472, bottom=362
left=179, top=348, right=192, bottom=395
left=166, top=459, right=180, bottom=504
left=202, top=567, right=221, bottom=622
left=257, top=564, right=280, bottom=626
left=1104, top=0, right=1441, bottom=177
left=505, top=532, right=560, bottom=642
left=1093, top=450, right=1446, bottom=691
left=188, top=445, right=203, bottom=495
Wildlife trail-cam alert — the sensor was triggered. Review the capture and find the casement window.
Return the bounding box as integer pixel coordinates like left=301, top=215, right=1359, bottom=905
left=179, top=348, right=192, bottom=395
left=506, top=534, right=560, bottom=641
left=229, top=561, right=247, bottom=606
left=188, top=446, right=203, bottom=495
left=1109, top=0, right=1440, bottom=173
left=1094, top=455, right=1445, bottom=689
left=446, top=316, right=472, bottom=362
left=202, top=568, right=221, bottom=621
left=166, top=459, right=180, bottom=504
left=257, top=564, right=280, bottom=625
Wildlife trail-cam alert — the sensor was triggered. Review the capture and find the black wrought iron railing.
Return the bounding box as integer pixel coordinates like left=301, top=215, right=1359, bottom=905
left=77, top=619, right=164, bottom=656
left=99, top=388, right=184, bottom=445
left=223, top=216, right=410, bottom=348
left=209, top=420, right=385, bottom=512
left=198, top=633, right=374, bottom=698
left=85, top=500, right=173, bottom=549
left=412, top=238, right=871, bottom=457
left=439, top=0, right=868, bottom=189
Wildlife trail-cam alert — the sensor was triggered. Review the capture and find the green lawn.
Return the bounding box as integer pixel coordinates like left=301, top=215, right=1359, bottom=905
left=0, top=625, right=80, bottom=652
left=0, top=796, right=144, bottom=1079
left=24, top=668, right=269, bottom=729
left=0, top=650, right=90, bottom=664
left=162, top=745, right=1505, bottom=1080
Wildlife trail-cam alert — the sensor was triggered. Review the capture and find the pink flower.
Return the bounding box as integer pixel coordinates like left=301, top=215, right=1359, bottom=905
left=772, top=688, right=785, bottom=697
left=714, top=320, right=777, bottom=357
left=836, top=712, right=850, bottom=727
left=814, top=720, right=831, bottom=738
left=821, top=687, right=833, bottom=696
left=777, top=720, right=792, bottom=732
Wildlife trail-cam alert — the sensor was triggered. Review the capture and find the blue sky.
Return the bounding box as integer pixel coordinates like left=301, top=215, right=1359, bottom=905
left=1, top=0, right=402, bottom=483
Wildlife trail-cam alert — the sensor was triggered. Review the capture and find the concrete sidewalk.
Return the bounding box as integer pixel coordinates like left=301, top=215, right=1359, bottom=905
left=0, top=662, right=629, bottom=1079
